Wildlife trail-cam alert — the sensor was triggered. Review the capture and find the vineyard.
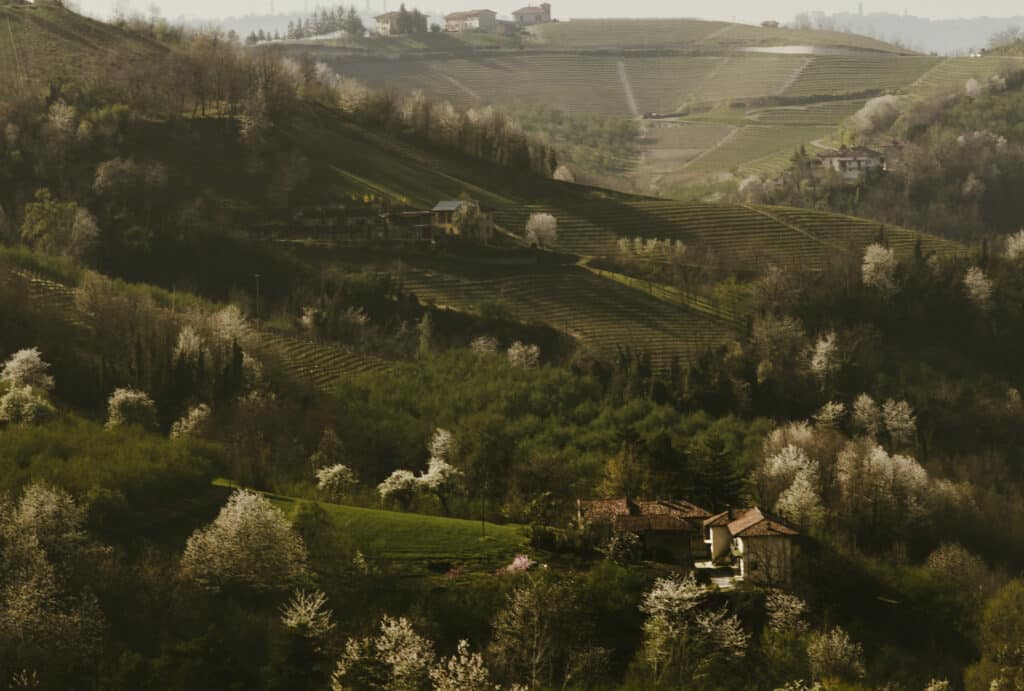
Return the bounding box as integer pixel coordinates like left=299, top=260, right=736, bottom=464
left=781, top=55, right=940, bottom=98
left=397, top=264, right=735, bottom=370
left=684, top=125, right=834, bottom=177
left=258, top=332, right=393, bottom=391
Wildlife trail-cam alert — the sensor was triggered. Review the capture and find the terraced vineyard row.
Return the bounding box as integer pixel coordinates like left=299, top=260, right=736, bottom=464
left=782, top=55, right=940, bottom=98
left=910, top=55, right=1024, bottom=97
left=685, top=125, right=833, bottom=176
left=258, top=332, right=394, bottom=391
left=398, top=265, right=734, bottom=369
left=688, top=56, right=806, bottom=104
left=749, top=100, right=865, bottom=125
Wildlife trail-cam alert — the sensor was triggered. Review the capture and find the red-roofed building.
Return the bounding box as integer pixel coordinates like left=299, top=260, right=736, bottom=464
left=577, top=497, right=713, bottom=564
left=703, top=507, right=799, bottom=586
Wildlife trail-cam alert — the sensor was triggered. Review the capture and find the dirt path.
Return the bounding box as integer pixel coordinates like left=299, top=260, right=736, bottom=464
left=776, top=57, right=812, bottom=96
left=617, top=60, right=641, bottom=117
left=438, top=73, right=480, bottom=102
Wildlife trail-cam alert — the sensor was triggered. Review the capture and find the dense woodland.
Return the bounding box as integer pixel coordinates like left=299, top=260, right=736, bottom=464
left=2, top=6, right=1024, bottom=691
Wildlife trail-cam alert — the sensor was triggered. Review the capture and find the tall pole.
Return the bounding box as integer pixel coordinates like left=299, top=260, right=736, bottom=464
left=254, top=273, right=262, bottom=322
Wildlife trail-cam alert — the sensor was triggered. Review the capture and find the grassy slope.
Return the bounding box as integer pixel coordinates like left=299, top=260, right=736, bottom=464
left=0, top=2, right=165, bottom=97
left=215, top=480, right=529, bottom=576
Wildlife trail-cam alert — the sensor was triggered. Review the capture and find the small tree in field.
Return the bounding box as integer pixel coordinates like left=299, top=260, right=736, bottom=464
left=105, top=388, right=157, bottom=431
left=316, top=464, right=358, bottom=502
left=420, top=428, right=462, bottom=515
left=181, top=489, right=309, bottom=592
left=0, top=386, right=56, bottom=425
left=525, top=213, right=557, bottom=249
left=862, top=243, right=897, bottom=296
left=507, top=342, right=540, bottom=368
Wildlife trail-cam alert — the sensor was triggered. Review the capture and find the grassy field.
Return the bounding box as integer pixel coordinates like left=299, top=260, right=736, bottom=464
left=0, top=3, right=164, bottom=97
left=218, top=480, right=531, bottom=576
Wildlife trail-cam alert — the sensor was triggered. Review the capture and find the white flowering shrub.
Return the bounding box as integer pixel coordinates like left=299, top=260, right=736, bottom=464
left=775, top=467, right=824, bottom=531
left=419, top=428, right=461, bottom=515
left=377, top=470, right=418, bottom=510
left=280, top=589, right=335, bottom=645
left=181, top=489, right=309, bottom=592
left=430, top=640, right=494, bottom=691
left=170, top=403, right=211, bottom=439
left=862, top=243, right=898, bottom=296
left=963, top=266, right=993, bottom=310
left=173, top=325, right=205, bottom=361
left=507, top=342, right=540, bottom=368
left=1, top=348, right=54, bottom=392
left=807, top=627, right=865, bottom=680
left=501, top=554, right=537, bottom=574
left=105, top=388, right=157, bottom=431
left=813, top=401, right=846, bottom=429
left=316, top=464, right=358, bottom=501
left=693, top=609, right=749, bottom=659
left=0, top=386, right=55, bottom=426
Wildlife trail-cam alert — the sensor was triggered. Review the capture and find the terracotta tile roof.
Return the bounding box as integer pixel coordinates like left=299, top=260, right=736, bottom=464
left=579, top=498, right=712, bottom=530
left=613, top=515, right=701, bottom=533
left=578, top=498, right=631, bottom=523
left=817, top=146, right=884, bottom=159
left=703, top=507, right=799, bottom=537
left=635, top=499, right=713, bottom=520
left=704, top=508, right=755, bottom=528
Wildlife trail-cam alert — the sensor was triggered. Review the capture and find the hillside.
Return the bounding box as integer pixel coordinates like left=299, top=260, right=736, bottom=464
left=0, top=2, right=164, bottom=97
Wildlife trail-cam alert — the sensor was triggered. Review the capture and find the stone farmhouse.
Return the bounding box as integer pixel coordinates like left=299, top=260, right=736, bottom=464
left=702, top=507, right=799, bottom=586
left=512, top=3, right=552, bottom=26
left=817, top=146, right=887, bottom=181
left=431, top=200, right=495, bottom=239
left=444, top=9, right=498, bottom=32
left=374, top=11, right=402, bottom=35
left=578, top=497, right=800, bottom=586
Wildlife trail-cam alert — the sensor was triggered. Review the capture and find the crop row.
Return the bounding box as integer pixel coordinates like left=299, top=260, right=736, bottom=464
left=258, top=332, right=393, bottom=390
left=782, top=56, right=940, bottom=97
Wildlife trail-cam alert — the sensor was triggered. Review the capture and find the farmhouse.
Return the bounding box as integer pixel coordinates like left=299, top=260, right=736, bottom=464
left=817, top=146, right=887, bottom=181
left=703, top=507, right=799, bottom=586
left=431, top=200, right=495, bottom=238
left=577, top=498, right=713, bottom=564
left=512, top=3, right=552, bottom=26
left=444, top=9, right=498, bottom=32
left=761, top=20, right=780, bottom=28
left=374, top=11, right=402, bottom=35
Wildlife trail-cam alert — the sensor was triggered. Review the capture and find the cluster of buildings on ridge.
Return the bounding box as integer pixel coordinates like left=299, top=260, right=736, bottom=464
left=376, top=3, right=553, bottom=36
left=577, top=497, right=800, bottom=588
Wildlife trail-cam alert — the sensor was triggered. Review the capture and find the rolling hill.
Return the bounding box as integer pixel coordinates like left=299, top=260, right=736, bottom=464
left=0, top=2, right=164, bottom=98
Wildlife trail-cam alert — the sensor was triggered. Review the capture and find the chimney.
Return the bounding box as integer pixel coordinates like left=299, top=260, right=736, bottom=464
left=541, top=2, right=551, bottom=21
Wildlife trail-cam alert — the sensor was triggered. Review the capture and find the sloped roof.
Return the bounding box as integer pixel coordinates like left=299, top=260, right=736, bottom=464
left=614, top=514, right=702, bottom=533
left=432, top=201, right=466, bottom=212
left=579, top=498, right=712, bottom=527
left=513, top=6, right=546, bottom=14
left=704, top=508, right=756, bottom=528
left=703, top=507, right=799, bottom=537
left=578, top=498, right=631, bottom=523
left=817, top=146, right=884, bottom=159
left=375, top=11, right=402, bottom=20
left=635, top=499, right=713, bottom=520
left=445, top=9, right=496, bottom=20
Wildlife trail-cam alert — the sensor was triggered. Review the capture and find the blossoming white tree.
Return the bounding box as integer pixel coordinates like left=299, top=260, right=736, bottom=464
left=963, top=266, right=994, bottom=310
left=181, top=489, right=309, bottom=592
left=332, top=615, right=435, bottom=691
left=862, top=243, right=898, bottom=296
left=280, top=589, right=335, bottom=646
left=525, top=213, right=557, bottom=249
left=377, top=470, right=419, bottom=510
left=852, top=393, right=882, bottom=437
left=1005, top=229, right=1024, bottom=260
left=430, top=640, right=495, bottom=691
left=1, top=348, right=55, bottom=392
left=806, top=627, right=865, bottom=681
left=813, top=401, right=846, bottom=429
left=420, top=428, right=462, bottom=515
left=775, top=468, right=825, bottom=532
left=882, top=398, right=916, bottom=447
left=105, top=388, right=158, bottom=431
left=0, top=386, right=55, bottom=425
left=507, top=342, right=540, bottom=368
left=809, top=332, right=838, bottom=382
left=765, top=591, right=808, bottom=633
left=170, top=403, right=211, bottom=439
left=316, top=464, right=358, bottom=502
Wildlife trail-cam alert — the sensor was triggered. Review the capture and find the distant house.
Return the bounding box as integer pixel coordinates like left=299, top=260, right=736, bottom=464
left=577, top=498, right=713, bottom=564
left=444, top=9, right=498, bottom=32
left=816, top=146, right=887, bottom=181
left=431, top=200, right=494, bottom=239
left=703, top=507, right=799, bottom=586
left=512, top=3, right=552, bottom=26
left=761, top=20, right=780, bottom=28
left=375, top=11, right=402, bottom=35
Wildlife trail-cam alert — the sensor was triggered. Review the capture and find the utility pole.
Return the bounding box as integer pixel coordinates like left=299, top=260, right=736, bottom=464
left=254, top=273, right=262, bottom=322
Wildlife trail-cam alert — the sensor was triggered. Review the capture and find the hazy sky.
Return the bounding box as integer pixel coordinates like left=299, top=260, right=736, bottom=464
left=78, top=0, right=1024, bottom=22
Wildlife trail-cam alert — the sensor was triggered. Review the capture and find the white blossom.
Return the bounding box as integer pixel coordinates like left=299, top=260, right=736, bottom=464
left=470, top=336, right=499, bottom=354
left=500, top=554, right=537, bottom=574
left=813, top=401, right=846, bottom=429
left=280, top=589, right=335, bottom=644
left=963, top=266, right=994, bottom=310
left=775, top=467, right=825, bottom=531
left=1005, top=230, right=1024, bottom=261
left=430, top=640, right=494, bottom=691
left=862, top=243, right=898, bottom=296
left=377, top=470, right=419, bottom=508
left=807, top=627, right=865, bottom=680
left=765, top=591, right=808, bottom=632
left=210, top=305, right=248, bottom=346
left=852, top=393, right=882, bottom=437
left=181, top=489, right=309, bottom=592
left=105, top=388, right=157, bottom=431
left=174, top=325, right=205, bottom=361
left=883, top=399, right=917, bottom=446
left=0, top=387, right=55, bottom=425
left=170, top=403, right=211, bottom=438
left=1, top=348, right=54, bottom=392
left=428, top=428, right=455, bottom=462
left=316, top=464, right=358, bottom=500
left=525, top=213, right=558, bottom=248
left=507, top=342, right=540, bottom=368
left=809, top=332, right=838, bottom=381
left=376, top=615, right=436, bottom=691
left=640, top=573, right=705, bottom=622
left=923, top=680, right=951, bottom=691
left=694, top=609, right=749, bottom=659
